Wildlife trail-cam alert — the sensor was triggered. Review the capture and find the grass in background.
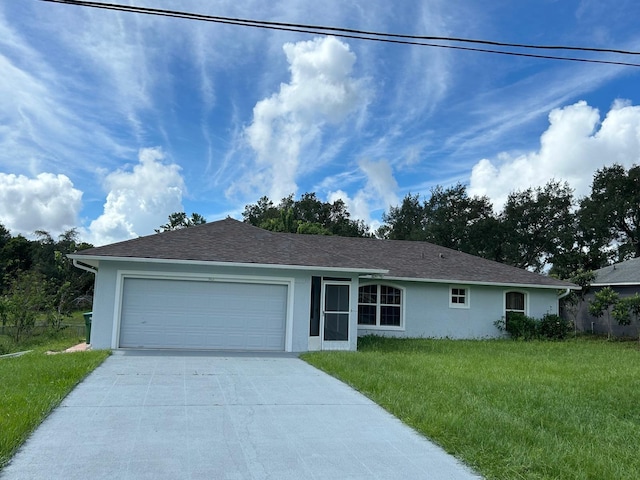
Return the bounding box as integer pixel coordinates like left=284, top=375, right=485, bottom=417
left=0, top=329, right=86, bottom=356
left=0, top=341, right=109, bottom=468
left=302, top=337, right=640, bottom=480
left=0, top=310, right=90, bottom=355
left=65, top=310, right=92, bottom=327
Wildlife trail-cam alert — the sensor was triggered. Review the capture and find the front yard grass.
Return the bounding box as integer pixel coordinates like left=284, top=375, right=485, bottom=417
left=302, top=337, right=640, bottom=480
left=0, top=341, right=109, bottom=468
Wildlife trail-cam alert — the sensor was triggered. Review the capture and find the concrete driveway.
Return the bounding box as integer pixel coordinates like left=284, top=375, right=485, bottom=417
left=1, top=353, right=481, bottom=480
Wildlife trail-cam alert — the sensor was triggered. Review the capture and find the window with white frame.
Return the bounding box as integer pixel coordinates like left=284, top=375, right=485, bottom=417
left=449, top=286, right=469, bottom=308
left=505, top=291, right=526, bottom=320
left=358, top=284, right=402, bottom=327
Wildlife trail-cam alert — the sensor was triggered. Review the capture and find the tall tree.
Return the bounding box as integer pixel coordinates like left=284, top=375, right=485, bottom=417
left=29, top=229, right=95, bottom=312
left=378, top=185, right=500, bottom=258
left=155, top=212, right=207, bottom=233
left=500, top=180, right=575, bottom=272
left=423, top=184, right=496, bottom=253
left=242, top=196, right=281, bottom=228
left=579, top=163, right=640, bottom=261
left=242, top=193, right=368, bottom=237
left=0, top=235, right=33, bottom=292
left=378, top=193, right=425, bottom=241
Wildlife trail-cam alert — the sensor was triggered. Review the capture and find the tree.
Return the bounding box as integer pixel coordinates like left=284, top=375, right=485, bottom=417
left=560, top=270, right=596, bottom=335
left=379, top=185, right=501, bottom=259
left=2, top=270, right=49, bottom=342
left=242, top=193, right=369, bottom=237
left=500, top=180, right=575, bottom=272
left=48, top=280, right=73, bottom=331
left=28, top=229, right=94, bottom=312
left=242, top=196, right=278, bottom=227
left=377, top=187, right=504, bottom=261
left=611, top=293, right=640, bottom=342
left=0, top=225, right=96, bottom=340
left=293, top=192, right=328, bottom=225
left=0, top=235, right=33, bottom=292
left=155, top=212, right=207, bottom=233
left=0, top=223, right=10, bottom=246
left=422, top=184, right=496, bottom=253
left=296, top=221, right=331, bottom=235
left=588, top=287, right=620, bottom=339
left=378, top=193, right=425, bottom=240
left=325, top=199, right=369, bottom=237
left=579, top=164, right=640, bottom=261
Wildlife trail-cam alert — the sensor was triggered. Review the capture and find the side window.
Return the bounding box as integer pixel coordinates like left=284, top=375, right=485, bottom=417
left=450, top=286, right=469, bottom=308
left=505, top=291, right=526, bottom=320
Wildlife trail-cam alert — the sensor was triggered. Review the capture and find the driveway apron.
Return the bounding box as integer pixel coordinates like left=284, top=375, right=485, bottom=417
left=1, top=353, right=482, bottom=480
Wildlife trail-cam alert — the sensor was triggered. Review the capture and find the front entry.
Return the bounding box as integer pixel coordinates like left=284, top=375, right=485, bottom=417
left=308, top=277, right=352, bottom=351
left=321, top=281, right=350, bottom=349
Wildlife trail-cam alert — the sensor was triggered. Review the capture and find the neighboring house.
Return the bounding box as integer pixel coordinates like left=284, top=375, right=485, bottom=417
left=69, top=218, right=576, bottom=352
left=576, top=257, right=640, bottom=337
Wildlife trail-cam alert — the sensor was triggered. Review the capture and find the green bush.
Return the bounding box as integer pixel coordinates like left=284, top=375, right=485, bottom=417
left=538, top=313, right=572, bottom=339
left=495, top=312, right=572, bottom=340
left=505, top=312, right=539, bottom=340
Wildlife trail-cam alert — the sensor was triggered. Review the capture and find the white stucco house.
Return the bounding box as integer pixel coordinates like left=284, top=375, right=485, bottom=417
left=69, top=218, right=576, bottom=352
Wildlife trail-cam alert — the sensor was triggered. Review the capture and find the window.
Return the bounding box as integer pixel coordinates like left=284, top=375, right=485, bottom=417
left=358, top=284, right=402, bottom=327
left=505, top=291, right=526, bottom=321
left=450, top=286, right=469, bottom=308
left=506, top=291, right=525, bottom=312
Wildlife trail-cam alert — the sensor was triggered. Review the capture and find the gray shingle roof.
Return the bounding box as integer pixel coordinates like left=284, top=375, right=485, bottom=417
left=593, top=257, right=640, bottom=285
left=72, top=218, right=574, bottom=288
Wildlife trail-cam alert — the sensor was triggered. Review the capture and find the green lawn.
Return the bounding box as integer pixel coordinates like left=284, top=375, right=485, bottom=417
left=302, top=337, right=640, bottom=480
left=0, top=341, right=109, bottom=468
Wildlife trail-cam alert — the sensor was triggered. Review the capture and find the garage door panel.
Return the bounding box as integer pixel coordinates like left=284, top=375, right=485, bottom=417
left=119, top=278, right=287, bottom=351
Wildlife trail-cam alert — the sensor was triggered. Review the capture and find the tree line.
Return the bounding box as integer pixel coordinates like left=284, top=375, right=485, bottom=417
left=0, top=228, right=94, bottom=342
left=242, top=163, right=639, bottom=279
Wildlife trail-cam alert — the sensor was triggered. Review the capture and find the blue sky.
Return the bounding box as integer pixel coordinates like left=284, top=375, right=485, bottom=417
left=1, top=0, right=639, bottom=245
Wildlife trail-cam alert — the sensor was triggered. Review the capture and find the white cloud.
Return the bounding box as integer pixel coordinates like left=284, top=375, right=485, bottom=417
left=328, top=158, right=399, bottom=230
left=235, top=36, right=367, bottom=201
left=59, top=6, right=158, bottom=138
left=0, top=172, right=82, bottom=237
left=469, top=100, right=640, bottom=211
left=86, top=148, right=185, bottom=246
left=0, top=6, right=134, bottom=176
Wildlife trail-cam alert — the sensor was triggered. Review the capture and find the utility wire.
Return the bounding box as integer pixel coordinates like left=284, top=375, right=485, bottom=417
left=41, top=0, right=640, bottom=68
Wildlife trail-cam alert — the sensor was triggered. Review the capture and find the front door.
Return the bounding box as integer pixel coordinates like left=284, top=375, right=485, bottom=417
left=322, top=281, right=350, bottom=349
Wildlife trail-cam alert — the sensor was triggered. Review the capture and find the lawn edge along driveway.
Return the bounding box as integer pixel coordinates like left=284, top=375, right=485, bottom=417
left=0, top=347, right=110, bottom=469
left=301, top=337, right=640, bottom=480
left=1, top=352, right=481, bottom=480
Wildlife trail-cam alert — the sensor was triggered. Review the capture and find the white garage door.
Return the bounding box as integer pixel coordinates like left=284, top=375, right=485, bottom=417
left=119, top=278, right=287, bottom=351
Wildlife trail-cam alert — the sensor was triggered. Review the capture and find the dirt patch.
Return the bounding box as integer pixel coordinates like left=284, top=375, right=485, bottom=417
left=45, top=343, right=90, bottom=355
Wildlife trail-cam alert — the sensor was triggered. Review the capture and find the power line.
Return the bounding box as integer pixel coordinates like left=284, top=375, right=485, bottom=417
left=41, top=0, right=640, bottom=68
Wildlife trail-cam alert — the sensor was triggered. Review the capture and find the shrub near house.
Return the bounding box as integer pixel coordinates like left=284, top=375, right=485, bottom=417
left=496, top=312, right=572, bottom=340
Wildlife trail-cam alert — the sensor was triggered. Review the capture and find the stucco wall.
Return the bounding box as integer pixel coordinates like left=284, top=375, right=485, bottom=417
left=88, top=260, right=358, bottom=352
left=357, top=281, right=560, bottom=339
left=87, top=259, right=562, bottom=349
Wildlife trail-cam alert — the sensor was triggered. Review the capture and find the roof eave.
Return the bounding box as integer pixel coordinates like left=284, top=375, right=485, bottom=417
left=365, top=275, right=578, bottom=290
left=591, top=282, right=640, bottom=287
left=67, top=254, right=388, bottom=275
